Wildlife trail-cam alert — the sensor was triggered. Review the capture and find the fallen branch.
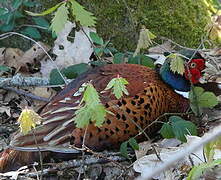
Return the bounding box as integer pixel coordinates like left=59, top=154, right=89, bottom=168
left=26, top=155, right=126, bottom=178
left=3, top=87, right=50, bottom=102
left=0, top=74, right=49, bottom=87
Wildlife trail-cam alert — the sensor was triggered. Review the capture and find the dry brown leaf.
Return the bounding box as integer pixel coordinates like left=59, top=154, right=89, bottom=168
left=31, top=87, right=56, bottom=99
left=3, top=48, right=24, bottom=69
left=21, top=41, right=50, bottom=66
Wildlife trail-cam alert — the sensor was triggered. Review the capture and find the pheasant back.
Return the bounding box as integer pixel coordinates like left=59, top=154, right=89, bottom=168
left=0, top=64, right=189, bottom=172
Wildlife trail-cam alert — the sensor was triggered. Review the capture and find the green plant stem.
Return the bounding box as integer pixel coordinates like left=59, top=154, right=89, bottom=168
left=32, top=130, right=43, bottom=180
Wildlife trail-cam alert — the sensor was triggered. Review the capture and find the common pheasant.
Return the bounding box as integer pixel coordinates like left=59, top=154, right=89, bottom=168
left=0, top=58, right=205, bottom=172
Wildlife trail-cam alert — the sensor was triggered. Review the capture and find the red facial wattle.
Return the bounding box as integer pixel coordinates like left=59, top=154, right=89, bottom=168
left=184, top=59, right=206, bottom=84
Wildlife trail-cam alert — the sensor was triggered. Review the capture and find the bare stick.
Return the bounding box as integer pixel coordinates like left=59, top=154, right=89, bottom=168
left=3, top=87, right=50, bottom=102
left=137, top=122, right=221, bottom=180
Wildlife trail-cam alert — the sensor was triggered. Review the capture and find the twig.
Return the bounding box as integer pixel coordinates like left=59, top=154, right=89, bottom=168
left=3, top=87, right=50, bottom=102
left=24, top=155, right=126, bottom=178
left=32, top=130, right=43, bottom=180
left=0, top=74, right=49, bottom=87
left=136, top=121, right=221, bottom=180
left=159, top=37, right=198, bottom=51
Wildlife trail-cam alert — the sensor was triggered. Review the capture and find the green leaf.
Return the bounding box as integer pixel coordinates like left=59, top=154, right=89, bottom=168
left=89, top=32, right=103, bottom=45
left=187, top=159, right=221, bottom=180
left=70, top=0, right=96, bottom=27
left=33, top=17, right=50, bottom=29
left=94, top=47, right=104, bottom=57
left=105, top=77, right=129, bottom=99
left=0, top=8, right=8, bottom=16
left=21, top=27, right=41, bottom=39
left=170, top=116, right=197, bottom=142
left=160, top=123, right=175, bottom=139
left=0, top=22, right=14, bottom=32
left=25, top=2, right=64, bottom=16
left=23, top=1, right=41, bottom=7
left=120, top=141, right=129, bottom=159
left=91, top=104, right=106, bottom=127
left=49, top=69, right=65, bottom=86
left=82, top=83, right=101, bottom=104
left=204, top=141, right=216, bottom=162
left=113, top=53, right=125, bottom=64
left=90, top=61, right=107, bottom=67
left=128, top=55, right=154, bottom=68
left=62, top=63, right=90, bottom=79
left=0, top=65, right=11, bottom=72
left=198, top=92, right=218, bottom=108
left=128, top=138, right=139, bottom=150
left=73, top=83, right=107, bottom=128
left=50, top=3, right=69, bottom=35
left=14, top=11, right=24, bottom=19
left=169, top=53, right=185, bottom=75
left=189, top=103, right=203, bottom=116
left=189, top=87, right=218, bottom=112
left=204, top=136, right=221, bottom=162
left=74, top=105, right=91, bottom=128
left=12, top=0, right=22, bottom=9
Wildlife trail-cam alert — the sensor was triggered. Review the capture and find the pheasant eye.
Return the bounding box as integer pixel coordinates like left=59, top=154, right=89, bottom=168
left=190, top=62, right=196, bottom=68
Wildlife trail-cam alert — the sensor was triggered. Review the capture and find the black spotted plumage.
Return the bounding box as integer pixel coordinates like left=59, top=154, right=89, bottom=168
left=0, top=64, right=190, bottom=172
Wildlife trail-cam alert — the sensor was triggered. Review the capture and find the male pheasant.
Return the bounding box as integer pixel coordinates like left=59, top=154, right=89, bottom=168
left=0, top=58, right=205, bottom=172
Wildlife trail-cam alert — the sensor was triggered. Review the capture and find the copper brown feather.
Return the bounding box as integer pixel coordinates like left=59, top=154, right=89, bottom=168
left=0, top=64, right=189, bottom=172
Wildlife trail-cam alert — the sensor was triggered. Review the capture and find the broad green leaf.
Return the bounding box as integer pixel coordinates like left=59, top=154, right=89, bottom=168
left=120, top=141, right=129, bottom=159
left=113, top=53, right=125, bottom=64
left=190, top=103, right=203, bottom=116
left=170, top=116, right=197, bottom=142
left=169, top=53, right=185, bottom=75
left=33, top=17, right=50, bottom=29
left=0, top=65, right=11, bottom=72
left=89, top=32, right=103, bottom=45
left=14, top=11, right=24, bottom=19
left=21, top=27, right=41, bottom=39
left=50, top=3, right=69, bottom=35
left=49, top=69, right=65, bottom=86
left=62, top=63, right=90, bottom=79
left=70, top=0, right=96, bottom=27
left=128, top=55, right=154, bottom=68
left=25, top=2, right=64, bottom=16
left=189, top=87, right=204, bottom=100
left=198, top=92, right=218, bottom=108
left=0, top=22, right=14, bottom=32
left=94, top=47, right=104, bottom=57
left=160, top=123, right=175, bottom=139
left=90, top=60, right=107, bottom=67
left=0, top=8, right=8, bottom=16
left=12, top=0, right=22, bottom=9
left=105, top=77, right=129, bottom=99
left=128, top=138, right=139, bottom=150
left=189, top=87, right=218, bottom=113
left=23, top=1, right=41, bottom=7
left=187, top=159, right=221, bottom=180
left=18, top=108, right=42, bottom=135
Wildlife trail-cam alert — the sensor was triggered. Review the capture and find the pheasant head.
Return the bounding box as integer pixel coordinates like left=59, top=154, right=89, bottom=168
left=160, top=53, right=206, bottom=92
